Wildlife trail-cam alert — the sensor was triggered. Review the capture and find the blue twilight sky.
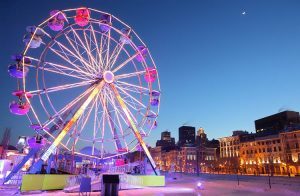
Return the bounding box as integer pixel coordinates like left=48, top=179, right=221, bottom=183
left=1, top=0, right=300, bottom=147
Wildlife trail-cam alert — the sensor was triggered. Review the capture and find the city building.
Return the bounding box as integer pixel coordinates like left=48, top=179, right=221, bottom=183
left=255, top=111, right=300, bottom=136
left=156, top=131, right=176, bottom=151
left=219, top=131, right=249, bottom=173
left=280, top=129, right=300, bottom=175
left=196, top=127, right=207, bottom=146
left=178, top=126, right=195, bottom=147
left=180, top=146, right=197, bottom=173
left=150, top=146, right=162, bottom=170
left=239, top=134, right=283, bottom=175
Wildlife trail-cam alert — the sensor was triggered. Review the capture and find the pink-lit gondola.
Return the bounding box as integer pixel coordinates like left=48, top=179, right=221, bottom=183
left=117, top=148, right=128, bottom=153
left=12, top=90, right=33, bottom=98
left=119, top=28, right=132, bottom=44
left=9, top=90, right=32, bottom=115
left=48, top=10, right=66, bottom=31
left=136, top=46, right=148, bottom=62
left=75, top=8, right=90, bottom=27
left=144, top=67, right=157, bottom=83
left=23, top=26, right=44, bottom=48
left=99, top=14, right=111, bottom=33
left=9, top=101, right=30, bottom=115
left=8, top=55, right=31, bottom=78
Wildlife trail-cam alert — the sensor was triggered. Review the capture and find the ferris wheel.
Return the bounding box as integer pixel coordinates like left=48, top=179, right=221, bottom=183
left=8, top=8, right=160, bottom=173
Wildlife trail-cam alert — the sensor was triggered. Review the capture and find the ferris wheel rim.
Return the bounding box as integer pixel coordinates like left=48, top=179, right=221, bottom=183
left=15, top=7, right=161, bottom=158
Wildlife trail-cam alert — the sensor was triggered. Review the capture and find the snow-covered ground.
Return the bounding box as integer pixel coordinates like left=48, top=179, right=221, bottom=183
left=1, top=173, right=299, bottom=195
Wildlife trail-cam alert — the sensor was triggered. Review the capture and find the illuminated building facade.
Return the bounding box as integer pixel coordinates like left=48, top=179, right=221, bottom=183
left=219, top=131, right=249, bottom=173
left=180, top=146, right=197, bottom=173
left=240, top=134, right=284, bottom=175
left=280, top=130, right=300, bottom=175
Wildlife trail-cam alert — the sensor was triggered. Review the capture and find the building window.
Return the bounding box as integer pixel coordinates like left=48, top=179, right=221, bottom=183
left=262, top=142, right=265, bottom=145
left=277, top=139, right=280, bottom=143
left=273, top=140, right=276, bottom=144
left=296, top=143, right=299, bottom=149
left=263, top=148, right=265, bottom=152
left=259, top=149, right=261, bottom=153
left=273, top=147, right=277, bottom=152
left=294, top=134, right=297, bottom=138
left=258, top=142, right=260, bottom=145
left=278, top=146, right=281, bottom=151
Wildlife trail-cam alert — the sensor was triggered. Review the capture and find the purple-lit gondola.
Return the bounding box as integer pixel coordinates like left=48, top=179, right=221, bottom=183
left=136, top=46, right=148, bottom=62
left=150, top=98, right=159, bottom=106
left=99, top=14, right=111, bottom=33
left=30, top=124, right=50, bottom=131
left=27, top=135, right=46, bottom=149
left=9, top=101, right=30, bottom=115
left=23, top=26, right=44, bottom=48
left=119, top=28, right=132, bottom=44
left=48, top=10, right=66, bottom=31
left=8, top=55, right=31, bottom=78
left=151, top=91, right=160, bottom=97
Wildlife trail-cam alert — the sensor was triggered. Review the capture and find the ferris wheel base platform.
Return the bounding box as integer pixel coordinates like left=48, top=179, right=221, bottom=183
left=20, top=173, right=165, bottom=192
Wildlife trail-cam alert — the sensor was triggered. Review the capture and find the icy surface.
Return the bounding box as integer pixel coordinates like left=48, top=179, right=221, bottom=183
left=1, top=173, right=299, bottom=195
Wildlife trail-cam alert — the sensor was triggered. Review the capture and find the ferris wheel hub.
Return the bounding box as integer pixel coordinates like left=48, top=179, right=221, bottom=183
left=103, top=71, right=114, bottom=83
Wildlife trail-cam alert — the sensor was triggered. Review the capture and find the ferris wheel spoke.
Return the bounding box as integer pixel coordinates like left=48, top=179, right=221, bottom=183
left=43, top=87, right=94, bottom=128
left=92, top=92, right=100, bottom=155
left=72, top=92, right=99, bottom=149
left=116, top=81, right=149, bottom=95
left=44, top=61, right=93, bottom=78
left=115, top=84, right=146, bottom=109
left=106, top=26, right=112, bottom=69
left=106, top=42, right=125, bottom=71
left=112, top=52, right=140, bottom=73
left=65, top=35, right=100, bottom=76
left=28, top=80, right=94, bottom=95
left=64, top=33, right=96, bottom=74
left=108, top=87, right=139, bottom=125
left=116, top=80, right=149, bottom=92
left=115, top=70, right=146, bottom=80
left=28, top=57, right=91, bottom=80
left=52, top=39, right=95, bottom=75
left=99, top=34, right=108, bottom=72
left=100, top=93, right=107, bottom=158
left=70, top=27, right=98, bottom=73
left=99, top=89, right=119, bottom=151
left=106, top=90, right=129, bottom=138
left=49, top=46, right=92, bottom=77
left=90, top=25, right=103, bottom=73
left=83, top=27, right=98, bottom=68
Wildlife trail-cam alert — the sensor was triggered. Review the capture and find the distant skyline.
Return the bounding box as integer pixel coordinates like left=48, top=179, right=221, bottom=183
left=1, top=0, right=300, bottom=147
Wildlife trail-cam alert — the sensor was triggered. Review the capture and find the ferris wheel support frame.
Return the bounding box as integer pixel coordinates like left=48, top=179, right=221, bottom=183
left=110, top=84, right=159, bottom=175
